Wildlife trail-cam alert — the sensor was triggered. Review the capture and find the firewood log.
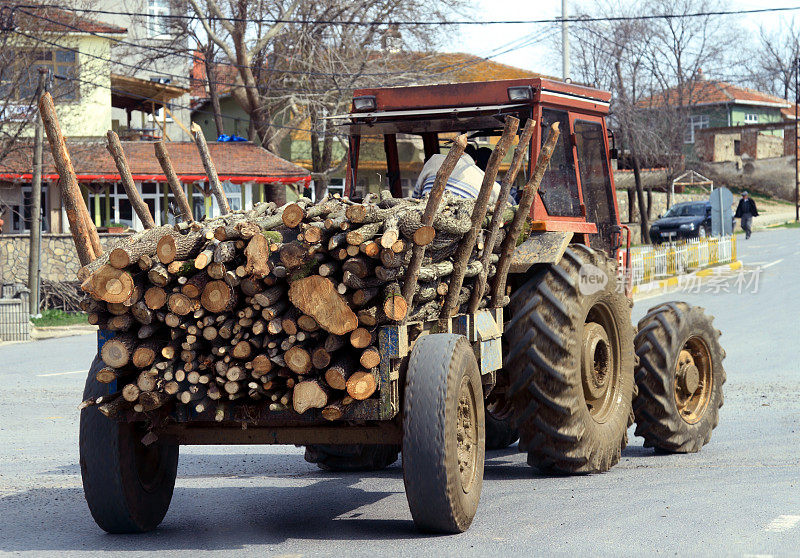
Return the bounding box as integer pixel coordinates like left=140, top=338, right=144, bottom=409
left=292, top=379, right=329, bottom=414
left=346, top=370, right=377, bottom=400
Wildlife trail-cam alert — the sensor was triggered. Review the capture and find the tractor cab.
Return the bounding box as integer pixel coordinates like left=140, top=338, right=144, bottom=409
left=340, top=78, right=625, bottom=260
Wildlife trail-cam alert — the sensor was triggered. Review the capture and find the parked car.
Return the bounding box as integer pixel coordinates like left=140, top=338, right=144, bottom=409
left=649, top=201, right=711, bottom=244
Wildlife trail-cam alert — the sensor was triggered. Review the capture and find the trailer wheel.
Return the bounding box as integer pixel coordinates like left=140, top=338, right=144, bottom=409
left=80, top=355, right=178, bottom=533
left=403, top=334, right=485, bottom=533
left=633, top=302, right=725, bottom=452
left=304, top=444, right=400, bottom=471
left=505, top=245, right=635, bottom=474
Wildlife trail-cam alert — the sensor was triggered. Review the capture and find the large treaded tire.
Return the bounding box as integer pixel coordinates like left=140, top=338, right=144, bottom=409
left=403, top=334, right=485, bottom=533
left=505, top=245, right=635, bottom=474
left=304, top=444, right=400, bottom=471
left=80, top=355, right=179, bottom=533
left=633, top=302, right=725, bottom=453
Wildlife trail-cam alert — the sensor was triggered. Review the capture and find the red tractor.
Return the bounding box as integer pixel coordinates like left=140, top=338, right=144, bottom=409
left=338, top=76, right=725, bottom=513
left=78, top=78, right=725, bottom=536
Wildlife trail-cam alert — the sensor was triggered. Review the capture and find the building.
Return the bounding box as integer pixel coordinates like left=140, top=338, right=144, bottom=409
left=641, top=79, right=794, bottom=163
left=0, top=8, right=310, bottom=236
left=190, top=52, right=549, bottom=198
left=88, top=0, right=193, bottom=141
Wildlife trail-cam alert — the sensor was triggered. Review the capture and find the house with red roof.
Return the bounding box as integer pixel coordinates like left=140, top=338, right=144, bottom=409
left=640, top=78, right=795, bottom=163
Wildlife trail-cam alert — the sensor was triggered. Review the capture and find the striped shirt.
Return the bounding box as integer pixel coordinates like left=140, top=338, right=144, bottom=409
left=412, top=153, right=500, bottom=204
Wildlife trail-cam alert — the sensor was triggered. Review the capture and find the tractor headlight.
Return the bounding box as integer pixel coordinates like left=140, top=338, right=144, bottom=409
left=352, top=95, right=376, bottom=111
left=679, top=223, right=695, bottom=231
left=507, top=86, right=533, bottom=101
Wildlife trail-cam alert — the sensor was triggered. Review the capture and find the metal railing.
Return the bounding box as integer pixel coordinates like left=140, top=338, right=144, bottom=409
left=629, top=236, right=737, bottom=286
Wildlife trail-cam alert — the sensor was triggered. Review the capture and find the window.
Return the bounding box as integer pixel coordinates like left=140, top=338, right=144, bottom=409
left=327, top=178, right=345, bottom=197
left=684, top=114, right=709, bottom=144
left=574, top=120, right=617, bottom=252
left=147, top=0, right=171, bottom=37
left=744, top=113, right=758, bottom=124
left=10, top=185, right=49, bottom=233
left=0, top=49, right=78, bottom=102
left=537, top=108, right=582, bottom=217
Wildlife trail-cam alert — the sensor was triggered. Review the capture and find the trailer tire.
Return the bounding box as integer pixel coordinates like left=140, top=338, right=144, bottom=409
left=304, top=444, right=400, bottom=471
left=633, top=302, right=725, bottom=453
left=505, top=245, right=635, bottom=474
left=80, top=355, right=178, bottom=533
left=485, top=391, right=518, bottom=450
left=403, top=334, right=485, bottom=533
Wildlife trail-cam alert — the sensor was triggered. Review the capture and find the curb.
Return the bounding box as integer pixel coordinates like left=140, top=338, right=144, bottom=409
left=30, top=324, right=98, bottom=341
left=631, top=260, right=742, bottom=300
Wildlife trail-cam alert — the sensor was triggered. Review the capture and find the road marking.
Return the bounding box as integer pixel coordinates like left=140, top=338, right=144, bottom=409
left=760, top=259, right=783, bottom=270
left=764, top=515, right=800, bottom=532
left=36, top=370, right=87, bottom=377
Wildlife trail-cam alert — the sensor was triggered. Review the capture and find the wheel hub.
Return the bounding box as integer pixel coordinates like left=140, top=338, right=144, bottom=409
left=456, top=377, right=478, bottom=493
left=582, top=322, right=612, bottom=401
left=674, top=341, right=713, bottom=424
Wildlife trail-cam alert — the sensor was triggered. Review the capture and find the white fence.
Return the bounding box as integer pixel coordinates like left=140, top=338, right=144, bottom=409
left=628, top=236, right=737, bottom=286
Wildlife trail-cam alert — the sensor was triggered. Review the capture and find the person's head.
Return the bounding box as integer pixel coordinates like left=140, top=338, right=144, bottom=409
left=464, top=143, right=478, bottom=162
left=475, top=147, right=492, bottom=171
left=742, top=191, right=749, bottom=198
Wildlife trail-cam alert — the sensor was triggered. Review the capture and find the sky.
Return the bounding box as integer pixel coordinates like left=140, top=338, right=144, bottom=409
left=454, top=0, right=800, bottom=79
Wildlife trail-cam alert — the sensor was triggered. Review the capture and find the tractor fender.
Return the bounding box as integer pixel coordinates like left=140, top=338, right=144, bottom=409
left=508, top=231, right=573, bottom=274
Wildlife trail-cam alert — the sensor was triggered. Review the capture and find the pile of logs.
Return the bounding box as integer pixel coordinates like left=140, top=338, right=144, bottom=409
left=36, top=90, right=560, bottom=423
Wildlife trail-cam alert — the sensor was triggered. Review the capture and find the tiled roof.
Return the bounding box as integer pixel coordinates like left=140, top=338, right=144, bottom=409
left=13, top=6, right=127, bottom=34
left=640, top=80, right=791, bottom=109
left=0, top=141, right=310, bottom=183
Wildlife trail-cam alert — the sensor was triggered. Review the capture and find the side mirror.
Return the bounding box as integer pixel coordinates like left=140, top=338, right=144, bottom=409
left=609, top=147, right=619, bottom=160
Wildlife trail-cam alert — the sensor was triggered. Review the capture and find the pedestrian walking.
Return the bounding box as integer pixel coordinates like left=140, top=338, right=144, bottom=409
left=734, top=191, right=758, bottom=239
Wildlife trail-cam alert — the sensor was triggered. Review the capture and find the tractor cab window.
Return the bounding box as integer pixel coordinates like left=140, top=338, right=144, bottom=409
left=537, top=109, right=582, bottom=217
left=574, top=119, right=617, bottom=253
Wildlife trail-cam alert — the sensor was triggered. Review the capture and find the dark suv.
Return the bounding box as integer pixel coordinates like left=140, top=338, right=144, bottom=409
left=648, top=201, right=711, bottom=244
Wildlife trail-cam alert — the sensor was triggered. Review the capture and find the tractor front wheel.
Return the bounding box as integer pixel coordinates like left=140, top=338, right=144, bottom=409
left=633, top=302, right=725, bottom=452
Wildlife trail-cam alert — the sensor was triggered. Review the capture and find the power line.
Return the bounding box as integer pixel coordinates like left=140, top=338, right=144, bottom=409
left=15, top=3, right=800, bottom=26
left=14, top=7, right=557, bottom=83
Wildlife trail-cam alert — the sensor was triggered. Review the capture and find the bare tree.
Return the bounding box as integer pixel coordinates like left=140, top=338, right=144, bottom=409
left=750, top=20, right=800, bottom=101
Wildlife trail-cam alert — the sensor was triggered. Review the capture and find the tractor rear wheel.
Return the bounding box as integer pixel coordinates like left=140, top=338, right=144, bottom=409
left=633, top=302, right=725, bottom=452
left=402, top=334, right=485, bottom=533
left=505, top=245, right=635, bottom=474
left=80, top=355, right=178, bottom=533
left=304, top=444, right=400, bottom=471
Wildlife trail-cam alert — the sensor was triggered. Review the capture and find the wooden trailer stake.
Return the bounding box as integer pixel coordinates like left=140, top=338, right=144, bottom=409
left=154, top=141, right=194, bottom=222
left=400, top=133, right=468, bottom=310
left=190, top=122, right=230, bottom=214
left=438, top=116, right=519, bottom=328
left=468, top=118, right=536, bottom=313
left=490, top=122, right=561, bottom=307
left=38, top=92, right=96, bottom=265
left=106, top=131, right=155, bottom=229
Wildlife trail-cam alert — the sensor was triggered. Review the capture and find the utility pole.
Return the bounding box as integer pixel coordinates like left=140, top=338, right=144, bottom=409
left=794, top=57, right=800, bottom=222
left=562, top=0, right=570, bottom=81
left=28, top=68, right=50, bottom=317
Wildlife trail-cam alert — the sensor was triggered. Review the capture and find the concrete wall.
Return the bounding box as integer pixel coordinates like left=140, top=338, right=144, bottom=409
left=0, top=233, right=131, bottom=284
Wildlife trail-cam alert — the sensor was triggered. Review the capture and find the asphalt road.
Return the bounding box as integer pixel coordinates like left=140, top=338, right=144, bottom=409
left=1, top=227, right=798, bottom=557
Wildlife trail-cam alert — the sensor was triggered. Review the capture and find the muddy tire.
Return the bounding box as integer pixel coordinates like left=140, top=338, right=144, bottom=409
left=304, top=444, right=400, bottom=471
left=485, top=395, right=518, bottom=450
left=505, top=245, right=635, bottom=474
left=403, top=334, right=485, bottom=533
left=633, top=302, right=725, bottom=453
left=80, top=355, right=179, bottom=533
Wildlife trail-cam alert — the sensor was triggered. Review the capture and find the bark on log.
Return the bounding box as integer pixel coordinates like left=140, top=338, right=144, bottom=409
left=491, top=122, right=561, bottom=306
left=190, top=122, right=230, bottom=214
left=468, top=118, right=535, bottom=313
left=439, top=116, right=519, bottom=327
left=400, top=134, right=468, bottom=313
left=106, top=131, right=155, bottom=229
left=154, top=140, right=194, bottom=222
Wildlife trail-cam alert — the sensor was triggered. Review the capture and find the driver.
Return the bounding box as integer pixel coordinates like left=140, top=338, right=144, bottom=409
left=412, top=143, right=501, bottom=204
